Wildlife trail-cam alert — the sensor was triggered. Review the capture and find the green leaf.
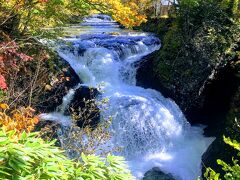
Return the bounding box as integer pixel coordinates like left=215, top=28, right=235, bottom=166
left=0, top=169, right=11, bottom=176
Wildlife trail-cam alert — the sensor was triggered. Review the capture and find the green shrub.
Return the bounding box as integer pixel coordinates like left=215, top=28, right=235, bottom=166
left=0, top=128, right=134, bottom=179
left=204, top=136, right=240, bottom=180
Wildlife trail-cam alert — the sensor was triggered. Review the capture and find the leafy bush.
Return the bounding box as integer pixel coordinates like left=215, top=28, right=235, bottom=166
left=160, top=0, right=240, bottom=67
left=0, top=0, right=147, bottom=37
left=204, top=136, right=240, bottom=180
left=0, top=40, right=33, bottom=90
left=0, top=129, right=73, bottom=179
left=0, top=103, right=39, bottom=134
left=0, top=128, right=134, bottom=179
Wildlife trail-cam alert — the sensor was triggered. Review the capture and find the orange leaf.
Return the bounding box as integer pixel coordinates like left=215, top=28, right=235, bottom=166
left=0, top=103, right=9, bottom=110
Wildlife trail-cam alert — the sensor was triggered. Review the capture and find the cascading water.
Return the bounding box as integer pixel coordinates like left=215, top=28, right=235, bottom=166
left=41, top=15, right=214, bottom=179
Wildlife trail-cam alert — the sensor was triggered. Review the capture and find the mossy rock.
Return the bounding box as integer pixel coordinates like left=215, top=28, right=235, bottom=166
left=143, top=168, right=175, bottom=180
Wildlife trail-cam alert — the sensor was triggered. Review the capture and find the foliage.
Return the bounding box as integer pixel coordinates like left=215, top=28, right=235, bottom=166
left=0, top=90, right=6, bottom=101
left=0, top=129, right=73, bottom=179
left=0, top=39, right=33, bottom=90
left=171, top=0, right=240, bottom=65
left=145, top=0, right=240, bottom=108
left=0, top=128, right=134, bottom=179
left=0, top=0, right=147, bottom=38
left=0, top=33, right=65, bottom=109
left=157, top=0, right=240, bottom=62
left=79, top=153, right=134, bottom=179
left=224, top=136, right=240, bottom=151
left=0, top=75, right=7, bottom=91
left=90, top=0, right=147, bottom=27
left=204, top=136, right=240, bottom=180
left=0, top=0, right=88, bottom=36
left=60, top=117, right=114, bottom=157
left=0, top=103, right=39, bottom=134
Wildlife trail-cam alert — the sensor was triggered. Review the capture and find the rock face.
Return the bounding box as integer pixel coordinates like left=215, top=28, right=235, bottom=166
left=136, top=52, right=173, bottom=101
left=67, top=86, right=100, bottom=128
left=143, top=168, right=175, bottom=180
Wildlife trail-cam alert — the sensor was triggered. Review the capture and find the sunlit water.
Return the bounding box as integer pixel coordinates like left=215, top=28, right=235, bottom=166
left=41, top=14, right=214, bottom=180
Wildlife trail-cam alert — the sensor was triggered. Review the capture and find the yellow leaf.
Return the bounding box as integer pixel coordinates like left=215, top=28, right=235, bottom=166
left=0, top=103, right=9, bottom=110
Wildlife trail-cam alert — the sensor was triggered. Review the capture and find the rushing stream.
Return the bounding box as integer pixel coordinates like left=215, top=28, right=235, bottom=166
left=41, top=14, right=214, bottom=179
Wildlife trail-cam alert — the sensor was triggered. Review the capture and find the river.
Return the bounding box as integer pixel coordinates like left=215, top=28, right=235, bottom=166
left=41, top=14, right=214, bottom=180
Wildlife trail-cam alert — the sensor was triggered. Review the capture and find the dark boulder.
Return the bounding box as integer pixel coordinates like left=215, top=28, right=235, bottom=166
left=136, top=52, right=172, bottom=100
left=193, top=64, right=239, bottom=134
left=143, top=168, right=176, bottom=180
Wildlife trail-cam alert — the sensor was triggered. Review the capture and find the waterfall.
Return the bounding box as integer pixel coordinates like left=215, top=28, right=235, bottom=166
left=41, top=15, right=214, bottom=180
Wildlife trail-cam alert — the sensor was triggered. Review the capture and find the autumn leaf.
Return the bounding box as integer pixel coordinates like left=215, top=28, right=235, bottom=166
left=0, top=105, right=39, bottom=135
left=0, top=103, right=9, bottom=110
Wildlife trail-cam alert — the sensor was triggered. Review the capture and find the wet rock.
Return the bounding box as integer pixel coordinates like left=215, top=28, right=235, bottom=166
left=70, top=86, right=99, bottom=104
left=77, top=46, right=87, bottom=56
left=136, top=52, right=174, bottom=101
left=67, top=86, right=100, bottom=128
left=143, top=168, right=176, bottom=180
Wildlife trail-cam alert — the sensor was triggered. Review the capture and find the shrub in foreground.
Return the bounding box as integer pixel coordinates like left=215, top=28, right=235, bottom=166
left=0, top=128, right=134, bottom=179
left=0, top=104, right=134, bottom=179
